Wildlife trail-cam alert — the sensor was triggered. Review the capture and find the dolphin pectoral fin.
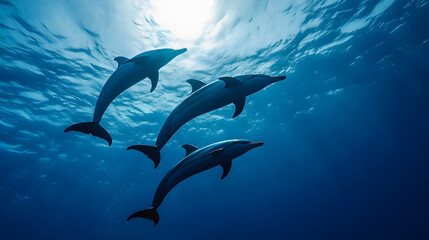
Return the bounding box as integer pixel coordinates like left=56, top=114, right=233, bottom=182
left=219, top=77, right=242, bottom=88
left=232, top=97, right=246, bottom=118
left=64, top=122, right=112, bottom=146
left=127, top=207, right=159, bottom=226
left=182, top=144, right=198, bottom=157
left=127, top=145, right=161, bottom=168
left=186, top=79, right=206, bottom=94
left=220, top=160, right=232, bottom=179
left=127, top=55, right=149, bottom=64
left=148, top=71, right=159, bottom=92
left=114, top=56, right=129, bottom=68
left=203, top=148, right=223, bottom=158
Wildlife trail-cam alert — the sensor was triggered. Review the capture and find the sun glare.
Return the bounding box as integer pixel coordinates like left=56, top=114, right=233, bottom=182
left=150, top=0, right=215, bottom=41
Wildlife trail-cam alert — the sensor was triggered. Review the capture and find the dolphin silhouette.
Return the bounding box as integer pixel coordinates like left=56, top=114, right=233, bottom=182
left=126, top=139, right=264, bottom=225
left=64, top=48, right=187, bottom=146
left=127, top=74, right=285, bottom=167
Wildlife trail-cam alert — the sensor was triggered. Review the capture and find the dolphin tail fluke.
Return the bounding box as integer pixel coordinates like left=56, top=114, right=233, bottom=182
left=92, top=124, right=112, bottom=146
left=64, top=122, right=112, bottom=146
left=127, top=207, right=159, bottom=226
left=127, top=145, right=160, bottom=168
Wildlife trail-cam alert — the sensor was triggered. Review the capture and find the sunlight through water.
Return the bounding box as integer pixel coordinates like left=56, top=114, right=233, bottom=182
left=150, top=0, right=215, bottom=41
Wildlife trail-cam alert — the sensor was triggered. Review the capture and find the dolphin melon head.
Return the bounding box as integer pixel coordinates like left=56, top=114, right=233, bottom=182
left=152, top=48, right=187, bottom=68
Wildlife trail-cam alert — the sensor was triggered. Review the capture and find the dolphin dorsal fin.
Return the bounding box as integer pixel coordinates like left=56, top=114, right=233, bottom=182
left=232, top=97, right=246, bottom=118
left=182, top=144, right=198, bottom=156
left=219, top=77, right=241, bottom=88
left=186, top=79, right=206, bottom=94
left=220, top=160, right=232, bottom=179
left=114, top=56, right=129, bottom=68
left=203, top=148, right=223, bottom=158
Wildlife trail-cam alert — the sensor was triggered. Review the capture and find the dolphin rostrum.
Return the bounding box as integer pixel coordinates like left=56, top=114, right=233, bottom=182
left=126, top=139, right=264, bottom=225
left=127, top=74, right=285, bottom=167
left=64, top=48, right=187, bottom=146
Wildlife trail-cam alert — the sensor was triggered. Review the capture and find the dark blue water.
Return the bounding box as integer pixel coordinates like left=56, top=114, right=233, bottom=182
left=1, top=0, right=428, bottom=239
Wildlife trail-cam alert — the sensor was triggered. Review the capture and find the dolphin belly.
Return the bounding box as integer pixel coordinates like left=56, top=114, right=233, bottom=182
left=155, top=82, right=235, bottom=149
left=93, top=64, right=148, bottom=123
left=151, top=148, right=222, bottom=208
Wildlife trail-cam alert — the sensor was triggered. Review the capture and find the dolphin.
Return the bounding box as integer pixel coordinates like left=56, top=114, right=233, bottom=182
left=127, top=74, right=285, bottom=167
left=126, top=139, right=264, bottom=225
left=64, top=48, right=187, bottom=146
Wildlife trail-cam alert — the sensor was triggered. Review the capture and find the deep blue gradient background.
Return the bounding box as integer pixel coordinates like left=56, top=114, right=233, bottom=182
left=1, top=0, right=428, bottom=239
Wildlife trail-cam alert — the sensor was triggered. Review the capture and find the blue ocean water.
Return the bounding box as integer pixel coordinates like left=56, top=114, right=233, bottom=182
left=1, top=0, right=429, bottom=239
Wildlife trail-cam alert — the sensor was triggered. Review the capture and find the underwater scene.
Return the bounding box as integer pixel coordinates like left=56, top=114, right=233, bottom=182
left=1, top=0, right=428, bottom=239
